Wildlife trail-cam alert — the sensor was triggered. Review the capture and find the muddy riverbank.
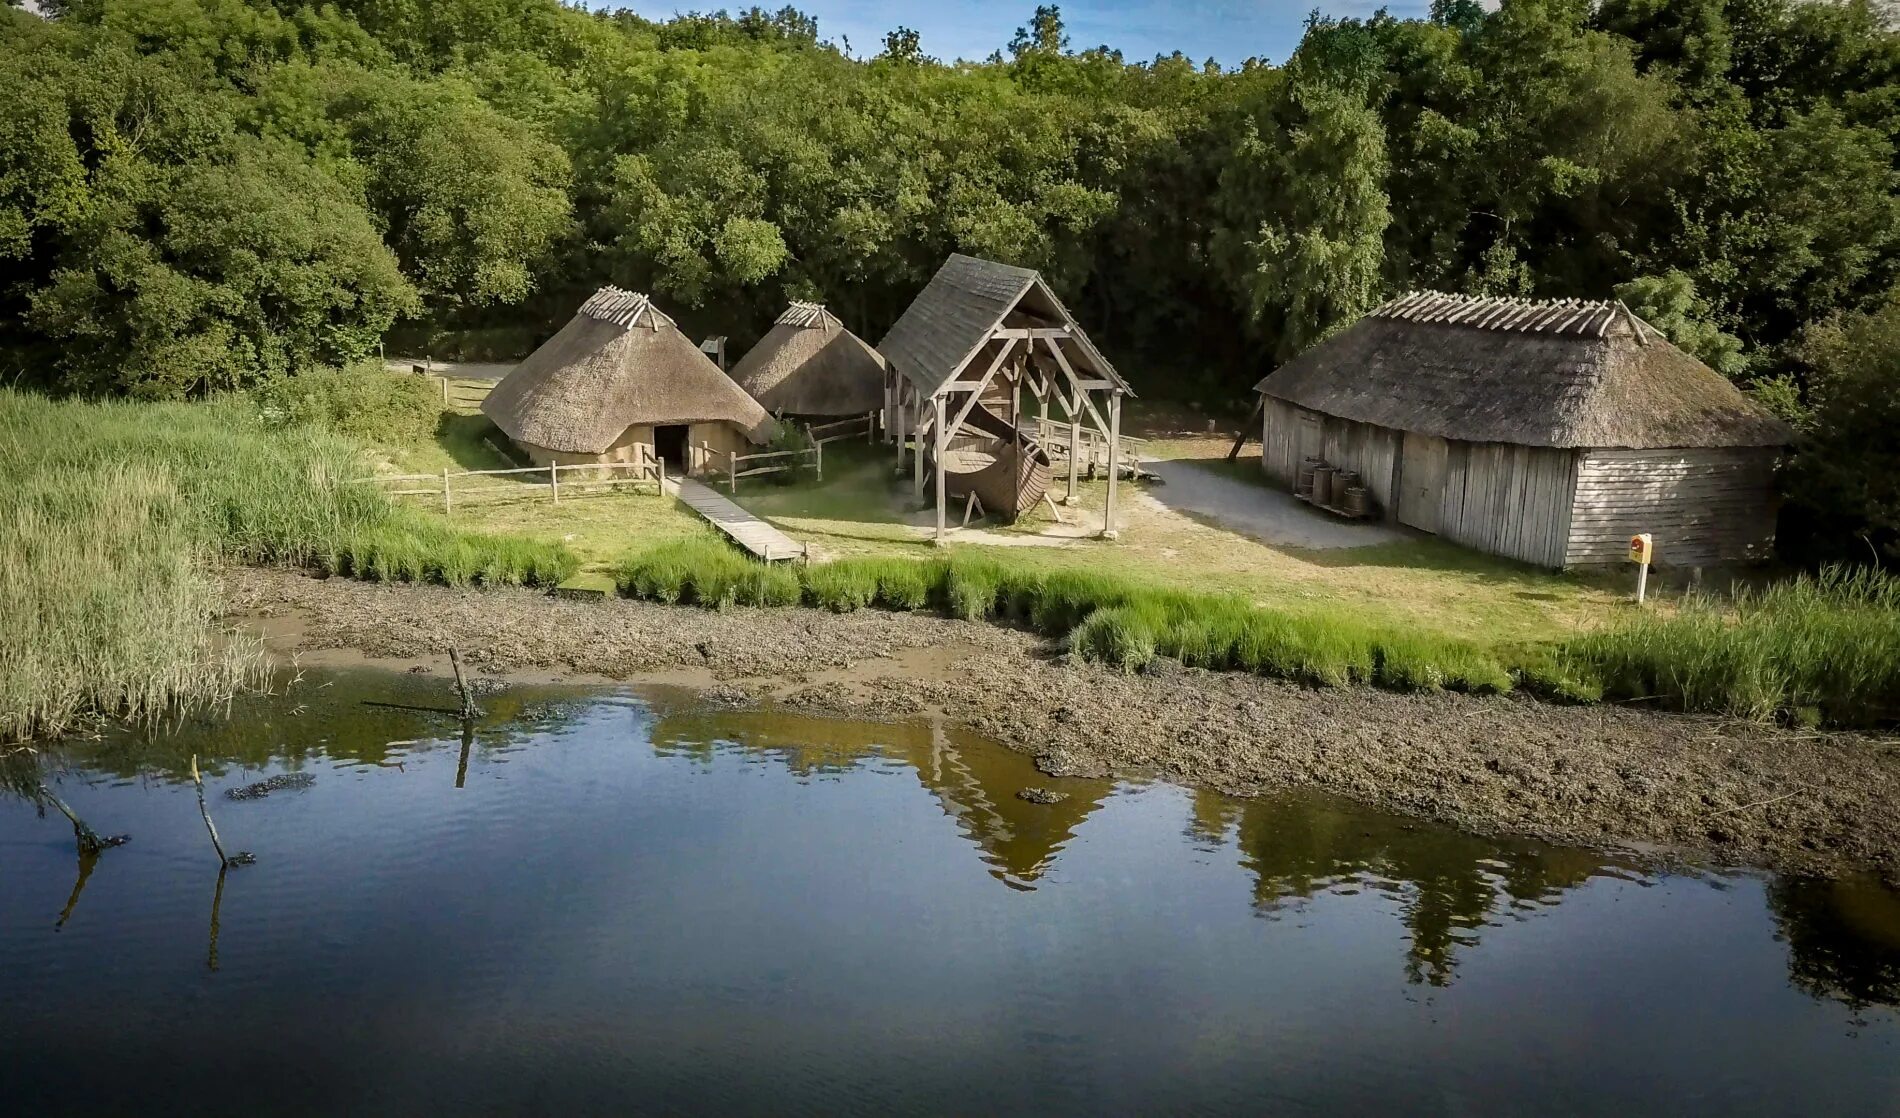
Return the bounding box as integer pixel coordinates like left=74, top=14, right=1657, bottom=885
left=225, top=566, right=1900, bottom=882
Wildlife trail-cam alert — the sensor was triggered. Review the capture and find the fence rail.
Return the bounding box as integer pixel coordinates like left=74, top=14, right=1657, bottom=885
left=352, top=455, right=663, bottom=512
left=804, top=411, right=880, bottom=446
left=725, top=442, right=821, bottom=494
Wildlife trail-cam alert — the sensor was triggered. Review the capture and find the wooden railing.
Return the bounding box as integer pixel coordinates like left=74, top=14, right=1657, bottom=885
left=724, top=443, right=821, bottom=494
left=803, top=410, right=880, bottom=446
left=353, top=454, right=663, bottom=512
left=1028, top=417, right=1146, bottom=476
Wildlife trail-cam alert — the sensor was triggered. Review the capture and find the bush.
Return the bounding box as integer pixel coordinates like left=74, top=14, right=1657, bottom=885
left=254, top=363, right=441, bottom=447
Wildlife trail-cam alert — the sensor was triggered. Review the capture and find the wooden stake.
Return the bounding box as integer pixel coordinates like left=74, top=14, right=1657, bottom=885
left=442, top=467, right=452, bottom=515
left=933, top=395, right=948, bottom=544
left=449, top=648, right=479, bottom=721
left=190, top=755, right=231, bottom=868
left=550, top=462, right=559, bottom=504
left=1103, top=392, right=1122, bottom=540
left=37, top=781, right=115, bottom=856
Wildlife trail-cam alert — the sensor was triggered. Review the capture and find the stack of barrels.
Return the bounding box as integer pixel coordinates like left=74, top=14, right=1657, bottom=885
left=1294, top=456, right=1370, bottom=517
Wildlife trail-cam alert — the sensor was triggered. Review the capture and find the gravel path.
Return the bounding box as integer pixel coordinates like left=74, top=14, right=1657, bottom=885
left=226, top=567, right=1900, bottom=883
left=1139, top=459, right=1404, bottom=549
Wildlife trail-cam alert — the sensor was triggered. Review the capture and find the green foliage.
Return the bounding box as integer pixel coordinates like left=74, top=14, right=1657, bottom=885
left=1566, top=567, right=1900, bottom=726
left=253, top=364, right=441, bottom=447
left=612, top=536, right=799, bottom=608
left=1614, top=271, right=1745, bottom=375
left=0, top=388, right=576, bottom=740
left=1781, top=296, right=1900, bottom=566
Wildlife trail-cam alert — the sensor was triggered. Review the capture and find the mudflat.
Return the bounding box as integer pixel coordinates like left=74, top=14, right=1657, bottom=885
left=226, top=567, right=1900, bottom=883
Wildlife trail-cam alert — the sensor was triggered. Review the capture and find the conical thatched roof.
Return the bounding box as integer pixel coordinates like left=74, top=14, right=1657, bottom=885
left=483, top=287, right=773, bottom=453
left=879, top=254, right=1131, bottom=398
left=727, top=303, right=887, bottom=415
left=1254, top=292, right=1791, bottom=450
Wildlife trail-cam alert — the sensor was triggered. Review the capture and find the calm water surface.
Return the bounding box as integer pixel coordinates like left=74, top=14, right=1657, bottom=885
left=3, top=669, right=1898, bottom=1116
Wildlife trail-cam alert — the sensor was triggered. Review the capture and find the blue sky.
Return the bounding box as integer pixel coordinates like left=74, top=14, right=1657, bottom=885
left=602, top=2, right=1437, bottom=68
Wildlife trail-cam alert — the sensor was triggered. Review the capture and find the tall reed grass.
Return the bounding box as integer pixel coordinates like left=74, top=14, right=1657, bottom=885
left=1566, top=566, right=1900, bottom=726
left=0, top=390, right=577, bottom=741
left=614, top=539, right=1516, bottom=696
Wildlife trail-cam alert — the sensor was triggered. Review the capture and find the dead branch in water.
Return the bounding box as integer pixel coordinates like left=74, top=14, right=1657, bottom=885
left=36, top=780, right=125, bottom=856
left=190, top=755, right=253, bottom=868
left=449, top=648, right=481, bottom=721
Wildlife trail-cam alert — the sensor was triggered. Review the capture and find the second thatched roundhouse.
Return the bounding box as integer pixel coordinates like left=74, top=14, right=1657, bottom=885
left=728, top=302, right=887, bottom=417
left=483, top=287, right=773, bottom=475
left=1254, top=292, right=1792, bottom=568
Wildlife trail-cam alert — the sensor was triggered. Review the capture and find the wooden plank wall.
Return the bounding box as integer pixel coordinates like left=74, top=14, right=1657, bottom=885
left=1438, top=442, right=1577, bottom=568
left=1565, top=448, right=1778, bottom=567
left=1259, top=397, right=1303, bottom=486
left=1258, top=403, right=1402, bottom=518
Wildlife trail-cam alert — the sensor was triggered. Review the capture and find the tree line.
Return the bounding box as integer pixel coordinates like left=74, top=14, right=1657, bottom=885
left=2, top=0, right=1897, bottom=563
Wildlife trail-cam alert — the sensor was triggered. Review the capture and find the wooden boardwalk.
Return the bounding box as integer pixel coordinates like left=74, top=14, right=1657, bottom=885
left=670, top=478, right=807, bottom=562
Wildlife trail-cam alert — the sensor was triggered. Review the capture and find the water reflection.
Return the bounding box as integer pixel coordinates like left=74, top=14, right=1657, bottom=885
left=1773, top=876, right=1900, bottom=1012
left=1189, top=790, right=1619, bottom=986
left=647, top=700, right=1114, bottom=889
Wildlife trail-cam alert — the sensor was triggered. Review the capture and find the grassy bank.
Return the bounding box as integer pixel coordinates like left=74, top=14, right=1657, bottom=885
left=0, top=389, right=576, bottom=741
left=615, top=537, right=1899, bottom=726
left=615, top=538, right=1524, bottom=695
left=1569, top=567, right=1900, bottom=726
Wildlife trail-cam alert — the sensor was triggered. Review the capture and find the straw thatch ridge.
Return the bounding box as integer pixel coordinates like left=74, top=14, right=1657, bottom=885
left=1254, top=293, right=1791, bottom=450
left=879, top=254, right=1132, bottom=398
left=484, top=287, right=773, bottom=454
left=727, top=303, right=888, bottom=416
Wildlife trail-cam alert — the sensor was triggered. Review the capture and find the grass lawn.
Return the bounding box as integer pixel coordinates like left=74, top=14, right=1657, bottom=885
left=362, top=404, right=1629, bottom=647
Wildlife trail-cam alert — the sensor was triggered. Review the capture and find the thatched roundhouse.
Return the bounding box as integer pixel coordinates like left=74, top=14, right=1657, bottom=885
left=483, top=287, right=773, bottom=474
left=1254, top=292, right=1792, bottom=568
left=728, top=302, right=887, bottom=417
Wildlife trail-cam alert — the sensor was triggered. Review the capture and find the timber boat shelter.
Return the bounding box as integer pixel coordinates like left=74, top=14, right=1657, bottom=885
left=1252, top=292, right=1791, bottom=568
left=880, top=254, right=1133, bottom=541
left=483, top=286, right=774, bottom=476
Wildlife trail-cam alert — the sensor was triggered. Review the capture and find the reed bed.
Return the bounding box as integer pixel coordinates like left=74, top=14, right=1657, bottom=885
left=1566, top=567, right=1900, bottom=726
left=615, top=540, right=1515, bottom=696
left=0, top=390, right=577, bottom=741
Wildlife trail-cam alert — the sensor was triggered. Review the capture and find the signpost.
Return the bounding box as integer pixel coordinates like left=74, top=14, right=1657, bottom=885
left=1628, top=532, right=1654, bottom=605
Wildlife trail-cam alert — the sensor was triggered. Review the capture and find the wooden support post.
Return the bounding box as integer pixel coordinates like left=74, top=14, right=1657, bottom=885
left=656, top=451, right=665, bottom=490
left=914, top=407, right=930, bottom=503
left=728, top=447, right=738, bottom=494
left=442, top=467, right=452, bottom=515
left=1044, top=491, right=1066, bottom=525
left=441, top=376, right=450, bottom=406
left=449, top=647, right=479, bottom=720
left=1103, top=392, right=1122, bottom=540
left=815, top=438, right=823, bottom=481
left=190, top=755, right=232, bottom=868
left=1066, top=399, right=1081, bottom=505
left=933, top=394, right=948, bottom=544
left=549, top=462, right=559, bottom=504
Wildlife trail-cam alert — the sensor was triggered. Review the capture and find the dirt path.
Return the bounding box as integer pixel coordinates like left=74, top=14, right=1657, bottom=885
left=225, top=567, right=1900, bottom=883
left=1139, top=458, right=1404, bottom=549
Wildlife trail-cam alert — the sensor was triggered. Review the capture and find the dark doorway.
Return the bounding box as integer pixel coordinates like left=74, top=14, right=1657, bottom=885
left=653, top=424, right=688, bottom=469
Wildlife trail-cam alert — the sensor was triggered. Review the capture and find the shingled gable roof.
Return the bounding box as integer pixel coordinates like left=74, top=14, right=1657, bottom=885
left=1254, top=291, right=1792, bottom=450
left=878, top=254, right=1132, bottom=398
left=727, top=302, right=888, bottom=416
left=482, top=286, right=774, bottom=454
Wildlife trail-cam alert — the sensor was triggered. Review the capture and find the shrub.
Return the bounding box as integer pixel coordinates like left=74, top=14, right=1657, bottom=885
left=253, top=363, right=441, bottom=447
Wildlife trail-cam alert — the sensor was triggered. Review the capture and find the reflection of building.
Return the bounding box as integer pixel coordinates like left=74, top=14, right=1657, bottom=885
left=1190, top=790, right=1610, bottom=987
left=649, top=706, right=1111, bottom=889
left=1771, top=876, right=1900, bottom=1012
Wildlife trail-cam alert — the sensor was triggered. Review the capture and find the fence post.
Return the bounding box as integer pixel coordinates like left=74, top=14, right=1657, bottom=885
left=868, top=410, right=876, bottom=444
left=442, top=467, right=452, bottom=515
left=816, top=439, right=824, bottom=482
left=550, top=461, right=559, bottom=504
left=441, top=376, right=450, bottom=406
left=728, top=447, right=737, bottom=494
left=656, top=449, right=665, bottom=490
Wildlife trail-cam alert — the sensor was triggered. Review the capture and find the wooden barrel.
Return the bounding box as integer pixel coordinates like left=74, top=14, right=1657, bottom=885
left=1335, top=468, right=1359, bottom=492
left=1296, top=457, right=1320, bottom=498
left=1312, top=466, right=1336, bottom=507
left=1343, top=485, right=1369, bottom=518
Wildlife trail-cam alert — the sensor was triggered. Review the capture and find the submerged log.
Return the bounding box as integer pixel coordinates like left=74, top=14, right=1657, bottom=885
left=449, top=648, right=481, bottom=721
left=190, top=755, right=253, bottom=868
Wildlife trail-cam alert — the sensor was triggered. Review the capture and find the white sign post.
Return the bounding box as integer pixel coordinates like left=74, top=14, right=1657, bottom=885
left=1628, top=533, right=1654, bottom=605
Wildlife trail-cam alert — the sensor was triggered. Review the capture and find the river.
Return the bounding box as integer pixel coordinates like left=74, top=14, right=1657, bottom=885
left=3, top=668, right=1898, bottom=1115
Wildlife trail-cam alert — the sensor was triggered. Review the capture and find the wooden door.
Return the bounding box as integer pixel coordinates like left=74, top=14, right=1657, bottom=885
left=1397, top=431, right=1447, bottom=533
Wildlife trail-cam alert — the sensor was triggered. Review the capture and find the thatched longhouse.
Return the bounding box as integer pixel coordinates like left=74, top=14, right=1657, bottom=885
left=1254, top=292, right=1792, bottom=568
left=483, top=287, right=773, bottom=474
left=728, top=302, right=887, bottom=417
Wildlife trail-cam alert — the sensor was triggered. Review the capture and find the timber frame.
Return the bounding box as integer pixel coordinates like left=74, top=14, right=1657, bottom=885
left=876, top=255, right=1133, bottom=543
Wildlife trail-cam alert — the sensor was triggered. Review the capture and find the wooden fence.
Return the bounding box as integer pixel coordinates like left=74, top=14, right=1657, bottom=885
left=804, top=411, right=880, bottom=446
left=724, top=442, right=821, bottom=494
left=1028, top=417, right=1148, bottom=478
left=354, top=456, right=663, bottom=512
